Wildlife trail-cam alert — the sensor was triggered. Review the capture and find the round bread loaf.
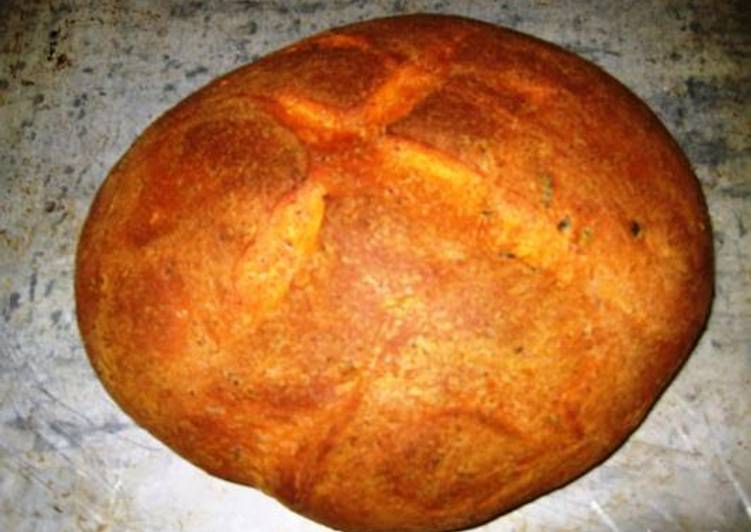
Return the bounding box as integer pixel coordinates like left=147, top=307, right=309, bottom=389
left=76, top=14, right=713, bottom=532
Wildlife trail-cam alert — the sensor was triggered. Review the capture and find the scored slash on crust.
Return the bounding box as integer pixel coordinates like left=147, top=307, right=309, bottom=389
left=233, top=180, right=326, bottom=330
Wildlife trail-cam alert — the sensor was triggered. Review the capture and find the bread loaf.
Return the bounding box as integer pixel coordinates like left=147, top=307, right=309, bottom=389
left=75, top=14, right=713, bottom=532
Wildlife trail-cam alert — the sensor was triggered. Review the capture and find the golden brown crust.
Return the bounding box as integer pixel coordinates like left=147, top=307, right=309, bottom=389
left=75, top=14, right=713, bottom=532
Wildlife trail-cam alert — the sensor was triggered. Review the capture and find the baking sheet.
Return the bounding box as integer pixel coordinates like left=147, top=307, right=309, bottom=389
left=1, top=1, right=749, bottom=530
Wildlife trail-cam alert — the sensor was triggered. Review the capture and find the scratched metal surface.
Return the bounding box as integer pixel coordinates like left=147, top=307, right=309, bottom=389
left=0, top=1, right=749, bottom=531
